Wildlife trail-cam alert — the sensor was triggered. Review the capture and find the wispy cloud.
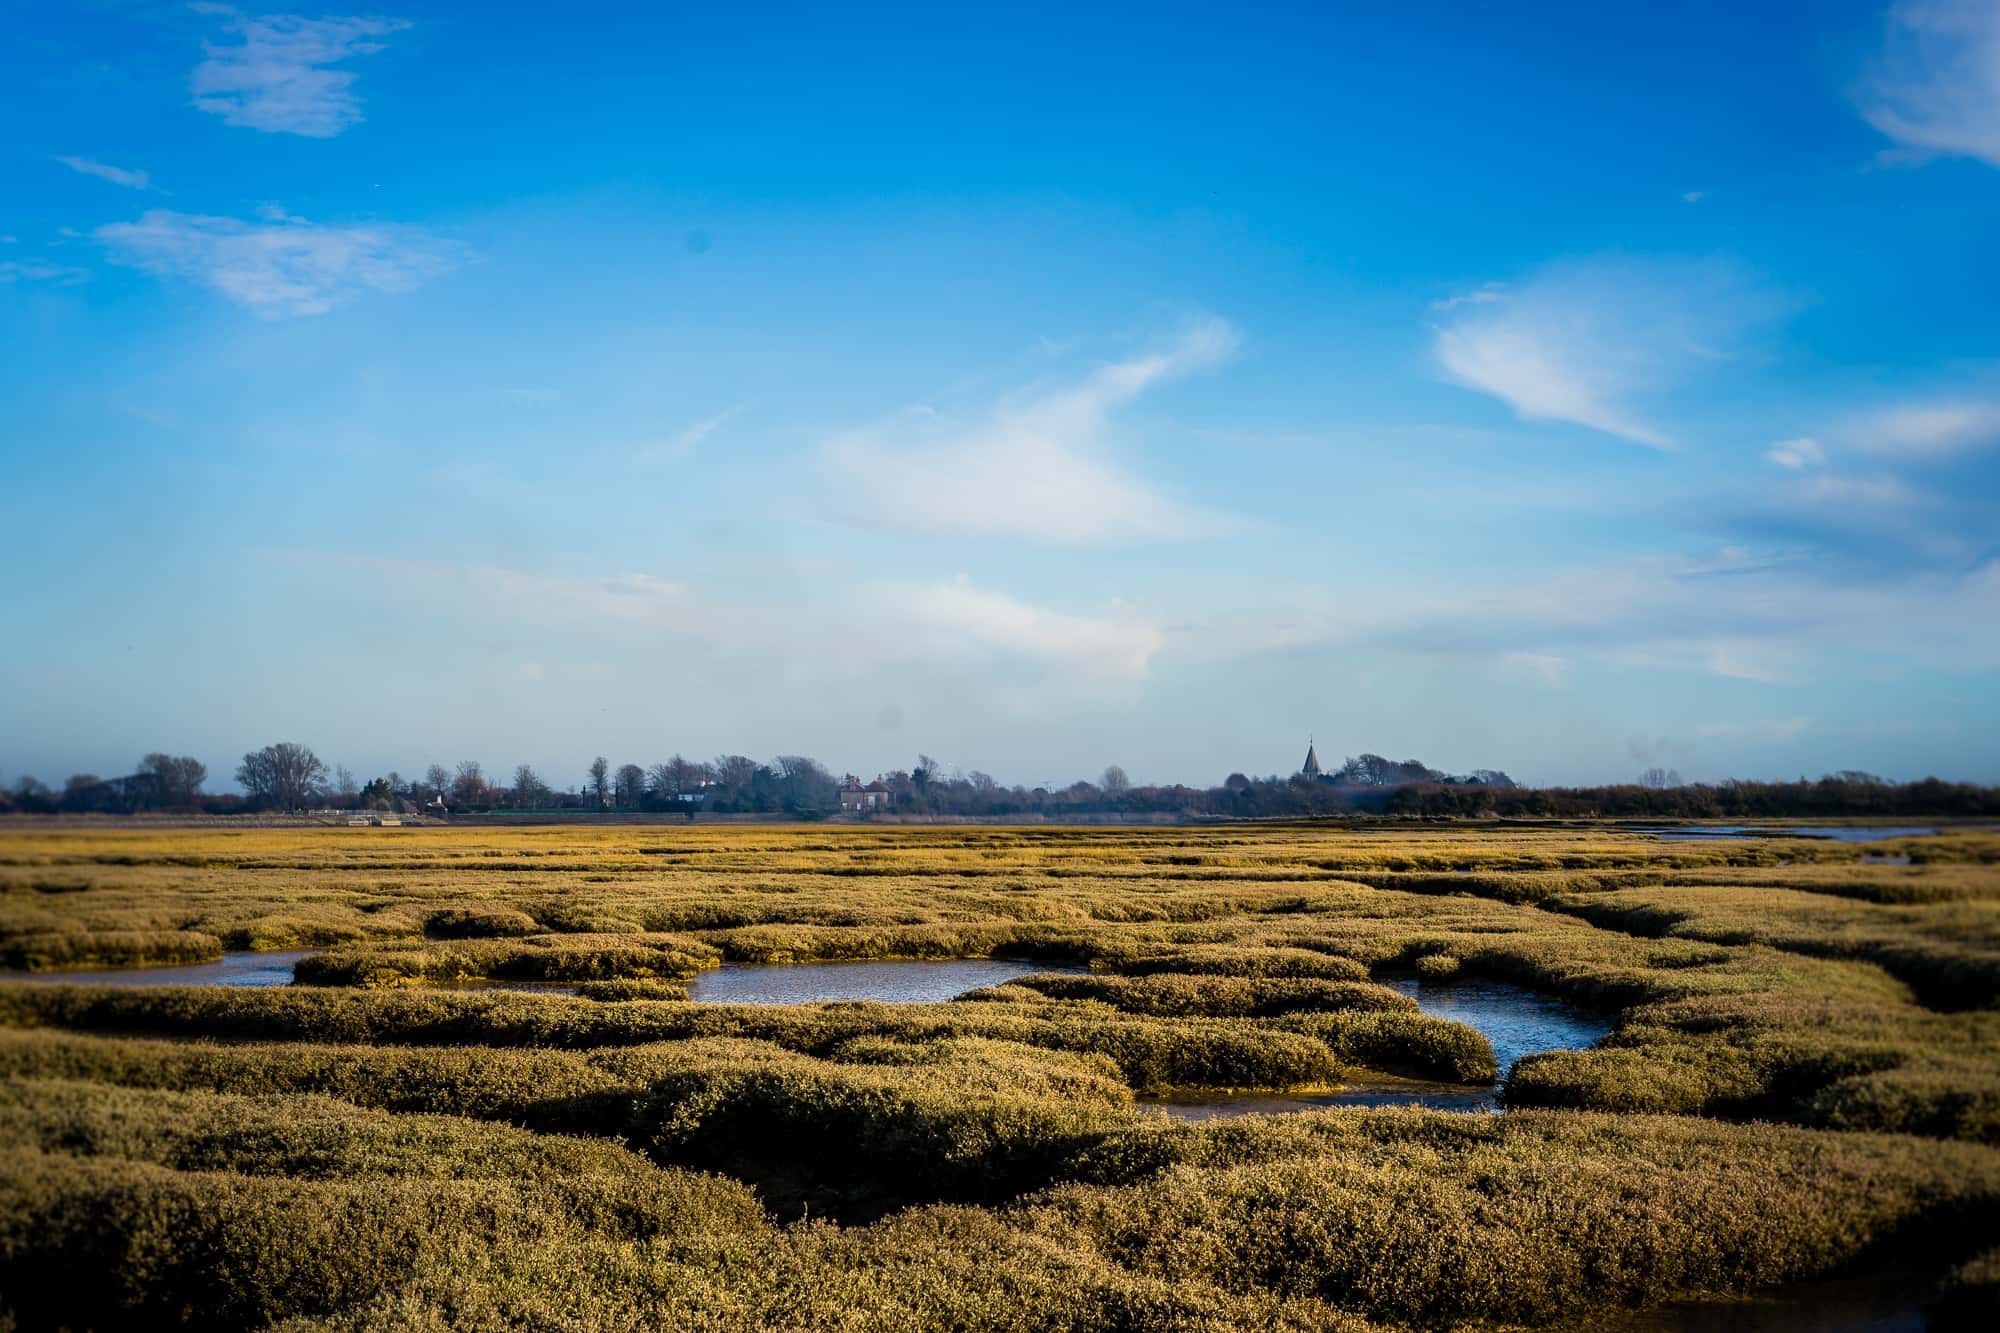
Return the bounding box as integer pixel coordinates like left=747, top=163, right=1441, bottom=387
left=1848, top=398, right=2000, bottom=457
left=894, top=577, right=1165, bottom=679
left=1430, top=282, right=1505, bottom=312
left=823, top=319, right=1239, bottom=545
left=1432, top=258, right=1765, bottom=448
left=643, top=405, right=747, bottom=459
left=1180, top=544, right=2000, bottom=687
left=1499, top=652, right=1570, bottom=688
left=57, top=156, right=151, bottom=190
left=282, top=552, right=1165, bottom=684
left=1858, top=0, right=2000, bottom=167
left=95, top=208, right=458, bottom=316
left=0, top=259, right=91, bottom=285
left=192, top=9, right=408, bottom=137
left=1789, top=472, right=1926, bottom=510
left=1766, top=437, right=1826, bottom=469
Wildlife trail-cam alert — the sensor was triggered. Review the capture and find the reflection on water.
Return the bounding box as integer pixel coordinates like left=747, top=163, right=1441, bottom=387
left=1148, top=977, right=1613, bottom=1119
left=1389, top=977, right=1613, bottom=1076
left=688, top=958, right=1062, bottom=1005
left=433, top=978, right=581, bottom=996
left=1626, top=825, right=1938, bottom=843
left=1597, top=1270, right=1933, bottom=1332
left=1149, top=1079, right=1499, bottom=1122
left=0, top=950, right=313, bottom=988
left=0, top=953, right=573, bottom=995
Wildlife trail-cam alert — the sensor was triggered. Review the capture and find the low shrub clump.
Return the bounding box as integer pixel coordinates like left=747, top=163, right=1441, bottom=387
left=0, top=929, right=222, bottom=971
left=984, top=971, right=1419, bottom=1019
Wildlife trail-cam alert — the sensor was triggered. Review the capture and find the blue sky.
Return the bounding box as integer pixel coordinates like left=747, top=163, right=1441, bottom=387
left=4, top=0, right=1999, bottom=792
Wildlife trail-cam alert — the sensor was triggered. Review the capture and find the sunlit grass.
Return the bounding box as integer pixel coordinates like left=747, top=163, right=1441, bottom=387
left=2, top=820, right=1998, bottom=1328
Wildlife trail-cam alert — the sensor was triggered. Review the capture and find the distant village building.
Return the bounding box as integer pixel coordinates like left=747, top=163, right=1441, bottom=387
left=1300, top=740, right=1323, bottom=780
left=839, top=779, right=892, bottom=813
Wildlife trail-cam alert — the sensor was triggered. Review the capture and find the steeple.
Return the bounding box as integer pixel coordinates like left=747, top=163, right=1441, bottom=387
left=1301, top=738, right=1322, bottom=779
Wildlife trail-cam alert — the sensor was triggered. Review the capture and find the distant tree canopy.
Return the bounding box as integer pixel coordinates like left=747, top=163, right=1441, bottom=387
left=1327, top=754, right=1517, bottom=789
left=4, top=745, right=1996, bottom=821
left=235, top=743, right=326, bottom=813
left=139, top=753, right=207, bottom=808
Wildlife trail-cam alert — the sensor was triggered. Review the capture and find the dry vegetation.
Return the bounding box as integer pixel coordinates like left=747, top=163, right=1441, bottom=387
left=1, top=820, right=1998, bottom=1329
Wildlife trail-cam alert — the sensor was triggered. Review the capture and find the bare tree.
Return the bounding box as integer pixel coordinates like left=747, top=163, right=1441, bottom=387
left=236, top=743, right=327, bottom=812
left=587, top=756, right=611, bottom=808
left=511, top=764, right=549, bottom=808
left=1101, top=764, right=1131, bottom=794
left=423, top=765, right=451, bottom=800
left=451, top=761, right=488, bottom=806
left=334, top=765, right=358, bottom=802
left=650, top=755, right=708, bottom=805
left=1639, top=767, right=1684, bottom=790
left=614, top=763, right=646, bottom=809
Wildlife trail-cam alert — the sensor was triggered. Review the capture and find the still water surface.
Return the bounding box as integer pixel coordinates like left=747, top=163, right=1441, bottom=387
left=0, top=950, right=313, bottom=988
left=1595, top=1269, right=1934, bottom=1332
left=688, top=958, right=1062, bottom=1004
left=1627, top=825, right=1938, bottom=843
left=1149, top=977, right=1613, bottom=1120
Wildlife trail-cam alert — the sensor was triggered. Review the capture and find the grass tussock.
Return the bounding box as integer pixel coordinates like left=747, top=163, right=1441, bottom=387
left=0, top=929, right=221, bottom=971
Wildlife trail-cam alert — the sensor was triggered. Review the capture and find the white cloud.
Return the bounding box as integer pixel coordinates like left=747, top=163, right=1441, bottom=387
left=1432, top=259, right=1763, bottom=448
left=283, top=551, right=1164, bottom=684
left=1499, top=652, right=1570, bottom=687
left=95, top=208, right=458, bottom=316
left=1681, top=190, right=1708, bottom=204
left=1766, top=436, right=1826, bottom=469
left=0, top=259, right=91, bottom=285
left=895, top=577, right=1165, bottom=680
left=1178, top=544, right=2000, bottom=687
left=1701, top=643, right=1793, bottom=684
left=57, top=156, right=150, bottom=190
left=1790, top=472, right=1924, bottom=509
left=1848, top=399, right=2000, bottom=457
left=1858, top=0, right=2000, bottom=167
left=643, top=405, right=746, bottom=459
left=1430, top=281, right=1505, bottom=312
left=192, top=10, right=408, bottom=137
left=823, top=319, right=1239, bottom=544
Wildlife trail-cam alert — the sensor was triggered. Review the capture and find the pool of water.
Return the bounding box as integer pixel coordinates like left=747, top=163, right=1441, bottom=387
left=1625, top=825, right=1938, bottom=843
left=1389, top=977, right=1613, bottom=1076
left=1596, top=1269, right=1934, bottom=1332
left=1144, top=972, right=1608, bottom=1112
left=0, top=950, right=314, bottom=988
left=1147, top=976, right=1612, bottom=1120
left=687, top=958, right=1062, bottom=1005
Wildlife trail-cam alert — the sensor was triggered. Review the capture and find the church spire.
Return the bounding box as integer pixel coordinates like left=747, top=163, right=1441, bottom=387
left=1301, top=737, right=1322, bottom=778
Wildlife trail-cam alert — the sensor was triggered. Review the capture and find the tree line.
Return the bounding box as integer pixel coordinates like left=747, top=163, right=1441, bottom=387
left=3, top=745, right=1995, bottom=820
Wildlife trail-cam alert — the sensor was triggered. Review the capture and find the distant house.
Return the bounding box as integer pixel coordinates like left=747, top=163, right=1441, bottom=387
left=839, top=779, right=892, bottom=813
left=1301, top=741, right=1323, bottom=780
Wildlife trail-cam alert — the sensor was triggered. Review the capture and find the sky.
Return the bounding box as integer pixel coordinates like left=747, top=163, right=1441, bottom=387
left=3, top=0, right=1999, bottom=793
